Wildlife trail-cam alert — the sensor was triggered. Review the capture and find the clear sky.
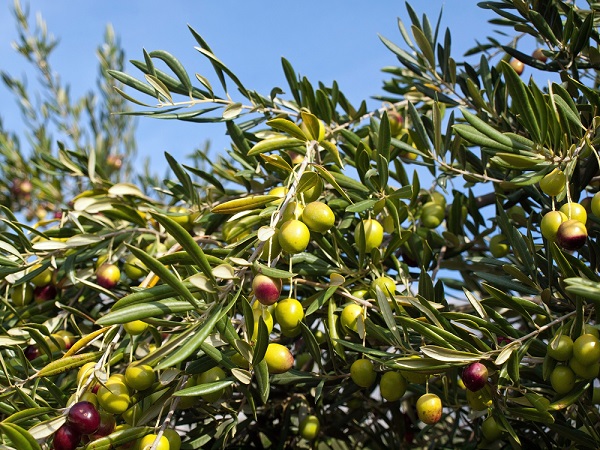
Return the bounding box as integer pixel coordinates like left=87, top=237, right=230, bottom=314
left=0, top=1, right=514, bottom=171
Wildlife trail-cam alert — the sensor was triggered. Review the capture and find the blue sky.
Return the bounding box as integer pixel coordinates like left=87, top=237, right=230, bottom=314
left=0, top=1, right=509, bottom=170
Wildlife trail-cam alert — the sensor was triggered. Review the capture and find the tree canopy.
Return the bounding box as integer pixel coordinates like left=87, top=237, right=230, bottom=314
left=2, top=1, right=600, bottom=449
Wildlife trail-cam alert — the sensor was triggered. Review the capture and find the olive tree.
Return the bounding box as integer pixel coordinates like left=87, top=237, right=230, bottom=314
left=2, top=1, right=600, bottom=449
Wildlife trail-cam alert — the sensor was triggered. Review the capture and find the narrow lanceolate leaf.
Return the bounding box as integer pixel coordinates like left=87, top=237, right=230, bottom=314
left=460, top=109, right=521, bottom=149
left=312, top=165, right=353, bottom=203
left=420, top=346, right=484, bottom=363
left=83, top=426, right=153, bottom=450
left=253, top=261, right=296, bottom=279
left=144, top=74, right=173, bottom=103
left=501, top=60, right=541, bottom=143
left=254, top=359, right=270, bottom=404
left=564, top=277, right=600, bottom=303
left=463, top=288, right=487, bottom=319
left=411, top=25, right=435, bottom=67
left=2, top=407, right=54, bottom=424
left=300, top=111, right=322, bottom=141
left=151, top=213, right=215, bottom=283
left=108, top=70, right=157, bottom=97
left=0, top=422, right=40, bottom=450
left=63, top=327, right=110, bottom=357
left=453, top=125, right=515, bottom=152
left=97, top=299, right=196, bottom=325
left=490, top=153, right=547, bottom=169
left=222, top=102, right=243, bottom=119
left=247, top=137, right=304, bottom=156
left=125, top=244, right=201, bottom=309
left=37, top=352, right=101, bottom=378
left=508, top=407, right=554, bottom=424
left=194, top=46, right=249, bottom=98
left=266, top=118, right=307, bottom=141
left=149, top=50, right=193, bottom=95
left=212, top=195, right=279, bottom=214
left=156, top=304, right=223, bottom=370
left=174, top=380, right=234, bottom=396
left=374, top=287, right=403, bottom=346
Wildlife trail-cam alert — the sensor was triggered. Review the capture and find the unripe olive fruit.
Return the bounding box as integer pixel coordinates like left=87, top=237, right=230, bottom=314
left=466, top=386, right=493, bottom=411
left=264, top=343, right=294, bottom=374
left=11, top=283, right=34, bottom=307
left=275, top=297, right=304, bottom=330
left=300, top=176, right=324, bottom=203
left=509, top=58, right=524, bottom=75
left=532, top=48, right=548, bottom=62
left=556, top=219, right=587, bottom=251
left=288, top=151, right=304, bottom=165
left=389, top=111, right=403, bottom=135
left=125, top=364, right=155, bottom=391
left=591, top=192, right=600, bottom=218
left=431, top=191, right=447, bottom=208
left=260, top=230, right=282, bottom=260
left=281, top=201, right=304, bottom=222
left=572, top=333, right=600, bottom=365
left=269, top=186, right=288, bottom=198
left=340, top=303, right=362, bottom=334
left=592, top=386, right=600, bottom=404
left=371, top=276, right=396, bottom=296
left=550, top=365, right=575, bottom=394
left=379, top=371, right=407, bottom=401
left=30, top=264, right=53, bottom=287
left=251, top=308, right=274, bottom=341
left=278, top=219, right=310, bottom=254
left=67, top=391, right=98, bottom=409
left=163, top=429, right=182, bottom=450
left=139, top=434, right=169, bottom=450
left=382, top=215, right=395, bottom=233
left=302, top=201, right=335, bottom=233
left=350, top=358, right=377, bottom=388
left=461, top=362, right=488, bottom=392
left=124, top=320, right=148, bottom=336
left=547, top=334, right=573, bottom=361
left=252, top=274, right=282, bottom=306
left=54, top=330, right=76, bottom=349
left=77, top=362, right=96, bottom=385
left=416, top=393, right=442, bottom=425
left=197, top=366, right=227, bottom=402
left=541, top=210, right=568, bottom=242
left=167, top=207, right=197, bottom=231
left=123, top=255, right=147, bottom=281
left=299, top=414, right=320, bottom=441
left=583, top=324, right=600, bottom=338
left=481, top=416, right=502, bottom=441
left=539, top=168, right=566, bottom=196
left=559, top=202, right=587, bottom=224
left=420, top=201, right=445, bottom=228
left=121, top=403, right=141, bottom=426
left=97, top=380, right=131, bottom=414
left=96, top=263, right=120, bottom=290
left=107, top=373, right=128, bottom=386
left=355, top=219, right=384, bottom=252
left=569, top=358, right=600, bottom=379
left=281, top=324, right=302, bottom=337
left=489, top=234, right=509, bottom=258
left=46, top=334, right=67, bottom=353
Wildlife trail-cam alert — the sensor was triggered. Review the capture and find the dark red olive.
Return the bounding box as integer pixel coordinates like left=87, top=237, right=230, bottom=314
left=67, top=401, right=101, bottom=435
left=53, top=423, right=81, bottom=450
left=462, top=362, right=489, bottom=392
